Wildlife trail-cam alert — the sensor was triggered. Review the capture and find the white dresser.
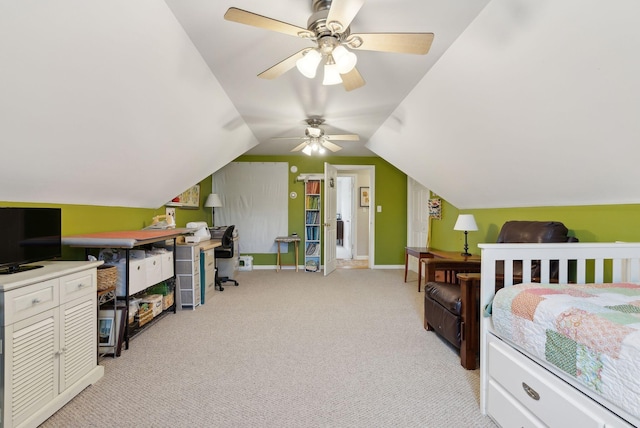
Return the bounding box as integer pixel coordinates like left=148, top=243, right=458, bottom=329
left=0, top=261, right=104, bottom=428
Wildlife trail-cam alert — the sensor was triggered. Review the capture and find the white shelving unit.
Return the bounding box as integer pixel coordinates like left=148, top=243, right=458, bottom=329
left=175, top=244, right=201, bottom=309
left=304, top=180, right=321, bottom=272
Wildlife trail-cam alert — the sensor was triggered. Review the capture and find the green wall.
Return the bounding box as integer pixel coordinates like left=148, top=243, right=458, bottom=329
left=0, top=156, right=409, bottom=266
left=1, top=176, right=212, bottom=260
left=234, top=155, right=408, bottom=266
left=430, top=198, right=640, bottom=255
left=6, top=160, right=640, bottom=267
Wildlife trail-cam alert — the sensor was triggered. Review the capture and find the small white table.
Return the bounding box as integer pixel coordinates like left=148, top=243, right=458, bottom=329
left=275, top=236, right=301, bottom=272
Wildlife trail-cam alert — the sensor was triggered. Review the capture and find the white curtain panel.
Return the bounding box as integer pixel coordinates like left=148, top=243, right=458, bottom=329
left=213, top=162, right=288, bottom=254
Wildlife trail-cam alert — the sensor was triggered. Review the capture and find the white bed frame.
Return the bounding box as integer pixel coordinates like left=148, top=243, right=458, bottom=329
left=479, top=242, right=640, bottom=428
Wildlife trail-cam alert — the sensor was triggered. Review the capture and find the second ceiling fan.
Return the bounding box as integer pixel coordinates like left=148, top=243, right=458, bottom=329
left=274, top=118, right=359, bottom=155
left=224, top=0, right=434, bottom=91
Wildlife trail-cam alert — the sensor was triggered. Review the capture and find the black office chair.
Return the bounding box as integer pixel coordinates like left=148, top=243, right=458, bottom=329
left=215, top=225, right=239, bottom=291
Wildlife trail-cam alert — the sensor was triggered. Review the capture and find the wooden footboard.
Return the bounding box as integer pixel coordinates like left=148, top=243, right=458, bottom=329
left=478, top=242, right=640, bottom=427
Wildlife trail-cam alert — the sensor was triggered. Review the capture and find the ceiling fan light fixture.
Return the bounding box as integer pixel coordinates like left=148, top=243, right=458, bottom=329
left=302, top=145, right=313, bottom=156
left=318, top=146, right=326, bottom=154
left=332, top=45, right=357, bottom=74
left=306, top=126, right=322, bottom=138
left=322, top=55, right=342, bottom=85
left=296, top=49, right=322, bottom=78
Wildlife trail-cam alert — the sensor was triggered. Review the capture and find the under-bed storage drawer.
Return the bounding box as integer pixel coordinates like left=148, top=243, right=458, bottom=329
left=488, top=379, right=545, bottom=428
left=488, top=335, right=633, bottom=428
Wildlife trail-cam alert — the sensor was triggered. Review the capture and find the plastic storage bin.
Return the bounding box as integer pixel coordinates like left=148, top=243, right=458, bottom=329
left=239, top=255, right=253, bottom=271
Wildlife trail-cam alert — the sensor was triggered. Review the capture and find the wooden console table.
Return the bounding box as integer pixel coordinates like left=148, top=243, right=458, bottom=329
left=404, top=247, right=480, bottom=292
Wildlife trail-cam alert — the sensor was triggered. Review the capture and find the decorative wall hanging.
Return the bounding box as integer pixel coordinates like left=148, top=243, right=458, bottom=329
left=167, top=184, right=200, bottom=208
left=428, top=198, right=441, bottom=219
left=360, top=187, right=370, bottom=207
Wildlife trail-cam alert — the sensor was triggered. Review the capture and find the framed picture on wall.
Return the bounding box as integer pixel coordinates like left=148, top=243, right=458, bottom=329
left=359, top=187, right=370, bottom=207
left=166, top=184, right=200, bottom=208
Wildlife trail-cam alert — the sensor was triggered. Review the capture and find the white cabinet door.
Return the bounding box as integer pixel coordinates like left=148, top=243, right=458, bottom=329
left=4, top=309, right=59, bottom=428
left=59, top=297, right=97, bottom=391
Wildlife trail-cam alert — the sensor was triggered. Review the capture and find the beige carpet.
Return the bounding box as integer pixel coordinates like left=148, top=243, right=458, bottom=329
left=41, top=269, right=497, bottom=427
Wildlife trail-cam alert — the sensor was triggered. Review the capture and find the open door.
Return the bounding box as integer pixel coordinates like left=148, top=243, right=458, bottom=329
left=324, top=162, right=338, bottom=276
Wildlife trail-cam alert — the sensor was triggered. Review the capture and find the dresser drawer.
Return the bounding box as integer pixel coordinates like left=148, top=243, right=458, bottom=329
left=176, top=260, right=198, bottom=275
left=3, top=278, right=59, bottom=325
left=202, top=249, right=215, bottom=273
left=60, top=269, right=95, bottom=303
left=488, top=337, right=605, bottom=428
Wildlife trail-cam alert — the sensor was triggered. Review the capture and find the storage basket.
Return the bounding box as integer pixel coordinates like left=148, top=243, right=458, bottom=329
left=97, top=265, right=118, bottom=291
left=136, top=306, right=153, bottom=327
left=162, top=293, right=174, bottom=310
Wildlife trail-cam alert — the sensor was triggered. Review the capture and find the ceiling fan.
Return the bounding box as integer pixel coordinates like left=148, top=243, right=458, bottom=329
left=274, top=118, right=360, bottom=155
left=224, top=0, right=434, bottom=91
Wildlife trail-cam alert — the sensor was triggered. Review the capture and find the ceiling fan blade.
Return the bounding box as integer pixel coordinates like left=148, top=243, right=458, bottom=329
left=349, top=33, right=434, bottom=55
left=340, top=67, right=366, bottom=92
left=326, top=0, right=365, bottom=31
left=325, top=134, right=360, bottom=141
left=224, top=7, right=312, bottom=38
left=258, top=48, right=311, bottom=80
left=291, top=142, right=309, bottom=152
left=321, top=140, right=343, bottom=152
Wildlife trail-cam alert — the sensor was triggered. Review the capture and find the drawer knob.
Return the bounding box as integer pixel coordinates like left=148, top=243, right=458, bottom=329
left=522, top=382, right=540, bottom=401
left=32, top=298, right=41, bottom=305
left=77, top=283, right=85, bottom=288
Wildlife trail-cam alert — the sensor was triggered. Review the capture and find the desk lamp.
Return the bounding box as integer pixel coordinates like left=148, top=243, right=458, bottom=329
left=204, top=193, right=223, bottom=227
left=454, top=214, right=478, bottom=257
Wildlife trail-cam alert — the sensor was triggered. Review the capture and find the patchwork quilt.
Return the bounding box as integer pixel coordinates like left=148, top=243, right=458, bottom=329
left=492, top=283, right=640, bottom=420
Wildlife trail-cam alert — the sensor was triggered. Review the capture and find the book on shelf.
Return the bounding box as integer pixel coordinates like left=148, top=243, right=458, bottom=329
left=305, top=195, right=320, bottom=210
left=305, top=180, right=321, bottom=194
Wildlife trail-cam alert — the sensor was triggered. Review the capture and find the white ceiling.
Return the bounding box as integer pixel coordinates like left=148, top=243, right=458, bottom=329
left=164, top=0, right=490, bottom=156
left=1, top=0, right=639, bottom=210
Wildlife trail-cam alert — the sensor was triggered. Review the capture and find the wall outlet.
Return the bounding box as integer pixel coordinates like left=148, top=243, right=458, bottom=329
left=165, top=207, right=176, bottom=223
left=377, top=205, right=382, bottom=213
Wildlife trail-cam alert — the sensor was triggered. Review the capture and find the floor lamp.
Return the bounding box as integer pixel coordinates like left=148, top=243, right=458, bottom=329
left=204, top=193, right=223, bottom=227
left=454, top=214, right=478, bottom=257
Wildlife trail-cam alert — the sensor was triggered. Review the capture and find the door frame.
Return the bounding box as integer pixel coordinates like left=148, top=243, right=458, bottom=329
left=334, top=164, right=375, bottom=269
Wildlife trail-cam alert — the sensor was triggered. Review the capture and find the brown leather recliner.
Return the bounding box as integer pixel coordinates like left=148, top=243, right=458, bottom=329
left=423, top=221, right=578, bottom=369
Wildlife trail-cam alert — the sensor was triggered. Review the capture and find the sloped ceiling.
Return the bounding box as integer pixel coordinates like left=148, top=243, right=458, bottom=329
left=0, top=1, right=257, bottom=208
left=1, top=0, right=638, bottom=210
left=370, top=0, right=640, bottom=208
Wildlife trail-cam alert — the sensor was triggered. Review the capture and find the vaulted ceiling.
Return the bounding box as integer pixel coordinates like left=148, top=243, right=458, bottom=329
left=1, top=1, right=639, bottom=209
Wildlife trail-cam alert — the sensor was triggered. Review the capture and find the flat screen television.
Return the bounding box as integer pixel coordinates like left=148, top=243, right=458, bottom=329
left=0, top=207, right=62, bottom=274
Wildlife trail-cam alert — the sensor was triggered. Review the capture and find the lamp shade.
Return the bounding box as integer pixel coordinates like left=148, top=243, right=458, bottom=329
left=296, top=49, right=322, bottom=78
left=332, top=45, right=357, bottom=74
left=322, top=55, right=342, bottom=85
left=453, top=214, right=478, bottom=232
left=204, top=193, right=223, bottom=208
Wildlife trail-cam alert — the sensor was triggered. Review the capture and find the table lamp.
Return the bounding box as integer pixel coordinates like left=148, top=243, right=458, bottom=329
left=204, top=193, right=223, bottom=227
left=454, top=214, right=478, bottom=256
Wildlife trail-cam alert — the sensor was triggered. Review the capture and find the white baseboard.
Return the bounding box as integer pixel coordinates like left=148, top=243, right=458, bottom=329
left=248, top=264, right=404, bottom=270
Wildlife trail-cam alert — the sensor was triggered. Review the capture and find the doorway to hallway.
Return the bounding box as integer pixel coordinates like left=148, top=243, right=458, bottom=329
left=336, top=175, right=354, bottom=260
